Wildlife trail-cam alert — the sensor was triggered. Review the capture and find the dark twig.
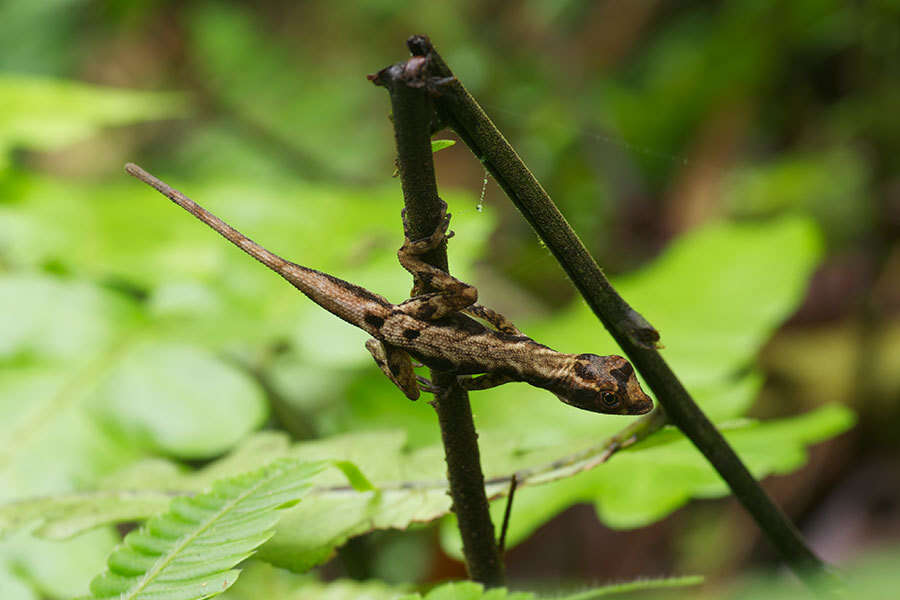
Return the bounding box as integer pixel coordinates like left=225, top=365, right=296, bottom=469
left=497, top=474, right=517, bottom=555
left=405, top=35, right=831, bottom=584
left=370, top=59, right=505, bottom=587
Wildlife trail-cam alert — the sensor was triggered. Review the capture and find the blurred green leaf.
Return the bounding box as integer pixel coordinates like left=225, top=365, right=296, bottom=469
left=715, top=546, right=900, bottom=599
left=398, top=582, right=533, bottom=600
left=0, top=491, right=172, bottom=541
left=181, top=544, right=900, bottom=599
left=612, top=216, right=822, bottom=394
left=184, top=3, right=387, bottom=180
left=587, top=0, right=853, bottom=181
left=0, top=75, right=186, bottom=172
left=220, top=560, right=700, bottom=600
left=0, top=0, right=90, bottom=75
left=0, top=274, right=141, bottom=362
left=0, top=362, right=143, bottom=503
left=0, top=566, right=33, bottom=600
left=1, top=402, right=851, bottom=572
left=441, top=403, right=853, bottom=557
left=723, top=149, right=870, bottom=244
left=397, top=577, right=703, bottom=599
left=558, top=576, right=705, bottom=599
left=88, top=341, right=268, bottom=459
left=219, top=560, right=407, bottom=599
left=0, top=527, right=117, bottom=600
left=0, top=330, right=126, bottom=517
left=0, top=272, right=268, bottom=505
left=0, top=342, right=266, bottom=499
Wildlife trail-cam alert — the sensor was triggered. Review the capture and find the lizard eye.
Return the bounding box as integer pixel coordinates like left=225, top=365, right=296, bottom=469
left=601, top=392, right=619, bottom=410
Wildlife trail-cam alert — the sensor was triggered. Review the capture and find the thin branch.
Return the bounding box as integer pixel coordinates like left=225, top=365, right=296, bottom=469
left=405, top=34, right=830, bottom=584
left=369, top=59, right=505, bottom=587
left=497, top=474, right=517, bottom=555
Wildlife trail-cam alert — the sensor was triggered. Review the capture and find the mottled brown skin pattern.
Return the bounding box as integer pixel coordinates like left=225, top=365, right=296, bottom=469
left=125, top=163, right=653, bottom=416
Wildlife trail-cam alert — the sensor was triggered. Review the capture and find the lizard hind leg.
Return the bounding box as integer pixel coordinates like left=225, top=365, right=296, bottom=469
left=400, top=198, right=454, bottom=255
left=365, top=339, right=420, bottom=401
left=459, top=372, right=516, bottom=391
left=397, top=201, right=478, bottom=321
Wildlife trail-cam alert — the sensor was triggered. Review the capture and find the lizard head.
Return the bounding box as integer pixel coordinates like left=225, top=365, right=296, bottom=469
left=555, top=354, right=653, bottom=415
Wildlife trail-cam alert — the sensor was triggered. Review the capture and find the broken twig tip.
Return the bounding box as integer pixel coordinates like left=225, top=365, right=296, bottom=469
left=406, top=34, right=431, bottom=56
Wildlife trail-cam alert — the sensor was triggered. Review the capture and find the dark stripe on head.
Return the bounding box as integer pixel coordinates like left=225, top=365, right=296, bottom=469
left=609, top=362, right=635, bottom=388
left=573, top=360, right=598, bottom=381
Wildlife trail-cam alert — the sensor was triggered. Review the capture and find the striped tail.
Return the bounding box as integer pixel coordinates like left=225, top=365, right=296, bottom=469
left=125, top=163, right=392, bottom=333
left=125, top=163, right=294, bottom=274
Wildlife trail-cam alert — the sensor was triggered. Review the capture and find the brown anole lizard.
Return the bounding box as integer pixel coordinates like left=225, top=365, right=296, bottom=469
left=125, top=163, right=652, bottom=416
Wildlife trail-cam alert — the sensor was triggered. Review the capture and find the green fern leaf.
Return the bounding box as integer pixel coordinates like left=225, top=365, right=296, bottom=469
left=88, top=459, right=327, bottom=600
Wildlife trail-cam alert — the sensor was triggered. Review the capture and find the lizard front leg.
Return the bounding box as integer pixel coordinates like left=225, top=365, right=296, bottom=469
left=365, top=338, right=420, bottom=400
left=459, top=372, right=516, bottom=391
left=396, top=202, right=477, bottom=321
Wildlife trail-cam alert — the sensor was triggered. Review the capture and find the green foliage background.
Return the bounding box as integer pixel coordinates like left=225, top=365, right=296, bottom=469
left=1, top=1, right=898, bottom=599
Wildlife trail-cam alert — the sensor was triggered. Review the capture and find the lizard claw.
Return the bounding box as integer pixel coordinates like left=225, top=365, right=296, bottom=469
left=402, top=202, right=452, bottom=255
left=416, top=375, right=439, bottom=394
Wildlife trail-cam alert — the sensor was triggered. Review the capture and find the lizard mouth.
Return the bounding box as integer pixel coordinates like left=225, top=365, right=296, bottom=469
left=608, top=363, right=653, bottom=415
left=627, top=394, right=654, bottom=415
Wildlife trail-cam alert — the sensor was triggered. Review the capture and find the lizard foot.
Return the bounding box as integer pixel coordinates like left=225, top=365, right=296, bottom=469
left=416, top=375, right=440, bottom=394
left=408, top=75, right=458, bottom=97
left=366, top=338, right=420, bottom=401
left=401, top=200, right=454, bottom=255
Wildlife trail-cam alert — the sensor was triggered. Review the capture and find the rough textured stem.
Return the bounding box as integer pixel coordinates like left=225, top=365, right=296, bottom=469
left=370, top=61, right=504, bottom=587
left=406, top=35, right=828, bottom=581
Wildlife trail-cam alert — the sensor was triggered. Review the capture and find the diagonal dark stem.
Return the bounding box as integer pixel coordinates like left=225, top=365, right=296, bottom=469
left=369, top=60, right=504, bottom=587
left=405, top=35, right=831, bottom=585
